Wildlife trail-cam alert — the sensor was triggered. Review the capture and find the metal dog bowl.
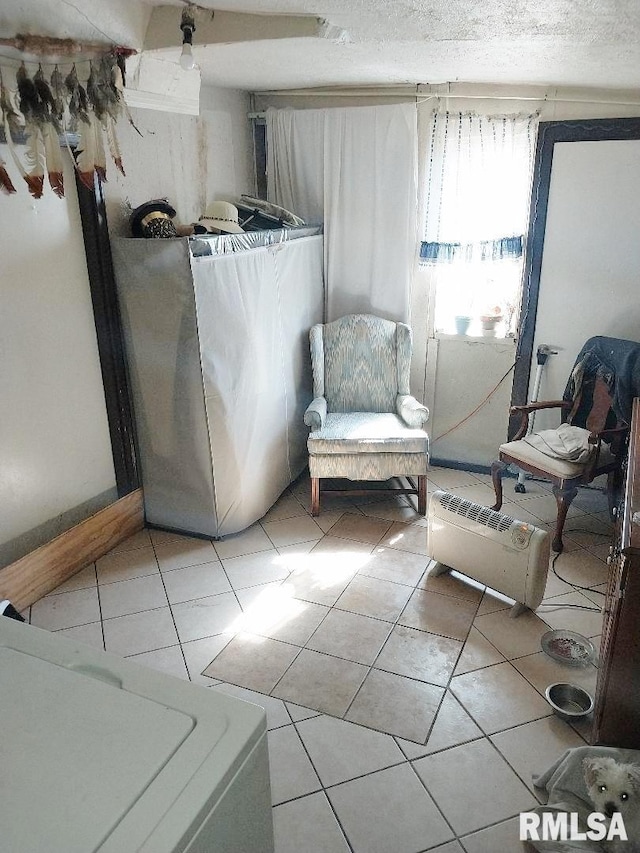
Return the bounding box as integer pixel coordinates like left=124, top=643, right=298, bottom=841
left=545, top=682, right=594, bottom=722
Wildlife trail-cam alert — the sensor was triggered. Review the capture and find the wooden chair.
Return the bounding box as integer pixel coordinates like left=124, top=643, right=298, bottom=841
left=491, top=371, right=627, bottom=553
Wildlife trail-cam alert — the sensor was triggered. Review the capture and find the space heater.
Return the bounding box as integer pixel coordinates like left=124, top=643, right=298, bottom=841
left=428, top=490, right=550, bottom=616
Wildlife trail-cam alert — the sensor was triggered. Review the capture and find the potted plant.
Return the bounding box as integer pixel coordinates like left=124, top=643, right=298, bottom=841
left=479, top=305, right=503, bottom=336
left=454, top=315, right=472, bottom=335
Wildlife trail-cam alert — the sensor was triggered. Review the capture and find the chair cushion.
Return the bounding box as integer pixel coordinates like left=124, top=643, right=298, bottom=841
left=499, top=438, right=616, bottom=479
left=308, top=412, right=428, bottom=455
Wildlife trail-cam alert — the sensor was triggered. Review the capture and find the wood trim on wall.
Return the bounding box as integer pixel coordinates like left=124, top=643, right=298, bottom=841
left=0, top=489, right=144, bottom=612
left=75, top=171, right=140, bottom=496
left=511, top=116, right=640, bottom=438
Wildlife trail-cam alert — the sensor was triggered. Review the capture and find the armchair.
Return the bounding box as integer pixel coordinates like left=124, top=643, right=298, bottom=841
left=304, top=314, right=429, bottom=515
left=491, top=336, right=640, bottom=552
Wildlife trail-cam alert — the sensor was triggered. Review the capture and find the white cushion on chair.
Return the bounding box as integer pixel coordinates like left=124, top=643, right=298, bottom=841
left=308, top=412, right=428, bottom=455
left=499, top=438, right=615, bottom=479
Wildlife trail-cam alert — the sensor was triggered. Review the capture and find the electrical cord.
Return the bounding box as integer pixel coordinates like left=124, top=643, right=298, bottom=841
left=535, top=548, right=605, bottom=613
left=432, top=360, right=517, bottom=443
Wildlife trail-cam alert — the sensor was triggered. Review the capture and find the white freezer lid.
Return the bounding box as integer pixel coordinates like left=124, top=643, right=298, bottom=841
left=0, top=620, right=267, bottom=853
left=1, top=647, right=199, bottom=853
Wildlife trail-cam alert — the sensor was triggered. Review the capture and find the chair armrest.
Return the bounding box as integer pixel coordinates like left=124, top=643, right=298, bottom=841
left=510, top=400, right=571, bottom=440
left=304, top=396, right=327, bottom=431
left=509, top=400, right=571, bottom=415
left=397, top=394, right=429, bottom=428
left=588, top=425, right=628, bottom=455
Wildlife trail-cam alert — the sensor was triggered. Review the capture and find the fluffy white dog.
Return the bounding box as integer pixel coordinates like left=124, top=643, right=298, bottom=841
left=583, top=756, right=640, bottom=852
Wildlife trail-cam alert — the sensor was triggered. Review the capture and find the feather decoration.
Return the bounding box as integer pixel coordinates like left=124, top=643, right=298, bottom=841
left=112, top=60, right=142, bottom=137
left=75, top=111, right=107, bottom=189
left=16, top=65, right=45, bottom=198
left=86, top=62, right=107, bottom=121
left=33, top=67, right=57, bottom=126
left=50, top=66, right=66, bottom=124
left=104, top=112, right=125, bottom=175
left=1, top=75, right=29, bottom=194
left=96, top=58, right=125, bottom=175
left=34, top=67, right=64, bottom=197
left=42, top=122, right=64, bottom=198
left=65, top=65, right=89, bottom=132
left=22, top=124, right=46, bottom=199
left=0, top=156, right=17, bottom=194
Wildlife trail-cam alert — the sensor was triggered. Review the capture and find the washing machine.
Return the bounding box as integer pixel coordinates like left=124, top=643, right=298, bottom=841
left=0, top=617, right=274, bottom=853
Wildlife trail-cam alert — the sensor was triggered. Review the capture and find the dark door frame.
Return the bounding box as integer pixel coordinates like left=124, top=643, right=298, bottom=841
left=75, top=172, right=140, bottom=496
left=511, top=116, right=640, bottom=435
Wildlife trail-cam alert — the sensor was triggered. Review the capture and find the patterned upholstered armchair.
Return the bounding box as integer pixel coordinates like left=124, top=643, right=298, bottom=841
left=304, top=314, right=430, bottom=515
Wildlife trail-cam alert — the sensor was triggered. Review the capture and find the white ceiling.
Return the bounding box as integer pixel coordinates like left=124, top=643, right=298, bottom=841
left=1, top=0, right=640, bottom=93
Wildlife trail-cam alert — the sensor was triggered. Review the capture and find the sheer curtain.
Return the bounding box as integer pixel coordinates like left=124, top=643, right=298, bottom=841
left=420, top=111, right=538, bottom=336
left=422, top=111, right=538, bottom=260
left=267, top=103, right=418, bottom=323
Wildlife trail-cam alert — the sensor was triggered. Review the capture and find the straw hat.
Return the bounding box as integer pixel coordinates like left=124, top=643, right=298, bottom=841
left=196, top=200, right=244, bottom=234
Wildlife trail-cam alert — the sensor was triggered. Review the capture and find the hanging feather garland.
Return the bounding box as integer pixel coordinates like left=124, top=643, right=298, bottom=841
left=1, top=51, right=140, bottom=198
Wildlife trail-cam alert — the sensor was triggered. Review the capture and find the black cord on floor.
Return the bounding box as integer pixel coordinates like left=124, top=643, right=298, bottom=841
left=534, top=550, right=603, bottom=612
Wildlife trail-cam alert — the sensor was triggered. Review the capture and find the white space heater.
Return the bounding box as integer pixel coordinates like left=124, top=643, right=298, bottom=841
left=428, top=490, right=550, bottom=616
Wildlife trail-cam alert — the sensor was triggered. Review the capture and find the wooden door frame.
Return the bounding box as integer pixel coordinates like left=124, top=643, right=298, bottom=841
left=510, top=116, right=640, bottom=436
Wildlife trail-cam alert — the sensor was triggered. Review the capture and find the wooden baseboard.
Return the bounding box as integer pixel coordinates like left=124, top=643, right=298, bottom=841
left=0, top=489, right=144, bottom=611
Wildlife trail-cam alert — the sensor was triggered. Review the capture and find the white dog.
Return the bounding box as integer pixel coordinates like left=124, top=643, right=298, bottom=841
left=583, top=756, right=640, bottom=852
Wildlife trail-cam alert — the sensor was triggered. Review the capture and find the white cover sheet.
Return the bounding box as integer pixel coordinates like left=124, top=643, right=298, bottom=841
left=113, top=234, right=323, bottom=537
left=267, top=103, right=418, bottom=324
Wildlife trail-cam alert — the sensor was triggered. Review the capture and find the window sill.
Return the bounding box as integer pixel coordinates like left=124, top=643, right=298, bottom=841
left=433, top=332, right=517, bottom=345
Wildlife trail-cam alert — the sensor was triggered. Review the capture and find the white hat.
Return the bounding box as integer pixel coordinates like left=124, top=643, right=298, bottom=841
left=197, top=200, right=244, bottom=234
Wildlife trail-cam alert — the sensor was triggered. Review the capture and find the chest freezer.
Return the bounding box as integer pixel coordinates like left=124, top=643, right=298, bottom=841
left=0, top=618, right=274, bottom=853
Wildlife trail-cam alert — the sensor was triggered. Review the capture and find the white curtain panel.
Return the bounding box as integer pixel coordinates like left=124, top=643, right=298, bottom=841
left=267, top=103, right=418, bottom=323
left=423, top=111, right=538, bottom=247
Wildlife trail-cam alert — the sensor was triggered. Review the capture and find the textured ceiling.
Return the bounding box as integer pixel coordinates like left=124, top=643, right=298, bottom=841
left=1, top=0, right=639, bottom=92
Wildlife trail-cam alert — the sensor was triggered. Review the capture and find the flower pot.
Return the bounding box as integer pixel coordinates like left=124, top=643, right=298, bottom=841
left=480, top=316, right=502, bottom=336
left=454, top=315, right=472, bottom=335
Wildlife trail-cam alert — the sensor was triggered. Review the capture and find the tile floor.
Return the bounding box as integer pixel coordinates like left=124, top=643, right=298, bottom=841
left=23, top=467, right=613, bottom=853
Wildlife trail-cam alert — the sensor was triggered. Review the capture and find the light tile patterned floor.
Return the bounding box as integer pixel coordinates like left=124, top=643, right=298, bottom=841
left=24, top=466, right=612, bottom=853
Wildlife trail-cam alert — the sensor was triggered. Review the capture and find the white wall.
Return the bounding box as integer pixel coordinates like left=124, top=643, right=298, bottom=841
left=529, top=139, right=640, bottom=430
left=0, top=149, right=117, bottom=559
left=104, top=85, right=254, bottom=234
left=1, top=83, right=254, bottom=565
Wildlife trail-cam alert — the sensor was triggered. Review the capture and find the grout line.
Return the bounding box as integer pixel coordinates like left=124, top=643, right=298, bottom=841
left=93, top=561, right=107, bottom=651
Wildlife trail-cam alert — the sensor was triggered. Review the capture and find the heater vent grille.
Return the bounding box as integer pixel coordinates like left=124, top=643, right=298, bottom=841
left=437, top=492, right=513, bottom=532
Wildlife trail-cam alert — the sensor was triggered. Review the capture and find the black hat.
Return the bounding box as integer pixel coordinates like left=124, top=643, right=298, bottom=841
left=130, top=198, right=177, bottom=238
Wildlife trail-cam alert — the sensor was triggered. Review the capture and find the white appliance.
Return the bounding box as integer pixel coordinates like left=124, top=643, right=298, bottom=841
left=0, top=618, right=274, bottom=853
left=428, top=490, right=550, bottom=615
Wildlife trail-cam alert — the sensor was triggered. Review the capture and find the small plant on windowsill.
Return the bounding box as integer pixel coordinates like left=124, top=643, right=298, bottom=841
left=479, top=305, right=503, bottom=336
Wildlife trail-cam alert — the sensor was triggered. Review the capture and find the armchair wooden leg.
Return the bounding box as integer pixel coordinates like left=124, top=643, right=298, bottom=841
left=418, top=475, right=427, bottom=516
left=311, top=477, right=320, bottom=516
left=551, top=484, right=578, bottom=553
left=491, top=460, right=507, bottom=511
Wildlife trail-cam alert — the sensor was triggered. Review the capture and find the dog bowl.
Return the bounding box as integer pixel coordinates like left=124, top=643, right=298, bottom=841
left=545, top=682, right=594, bottom=722
left=541, top=630, right=595, bottom=666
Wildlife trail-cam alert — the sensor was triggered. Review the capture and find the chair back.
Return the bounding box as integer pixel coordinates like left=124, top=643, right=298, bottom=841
left=564, top=372, right=618, bottom=434
left=316, top=314, right=409, bottom=413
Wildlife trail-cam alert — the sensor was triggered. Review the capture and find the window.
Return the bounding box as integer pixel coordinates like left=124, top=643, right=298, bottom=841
left=421, top=111, right=538, bottom=337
